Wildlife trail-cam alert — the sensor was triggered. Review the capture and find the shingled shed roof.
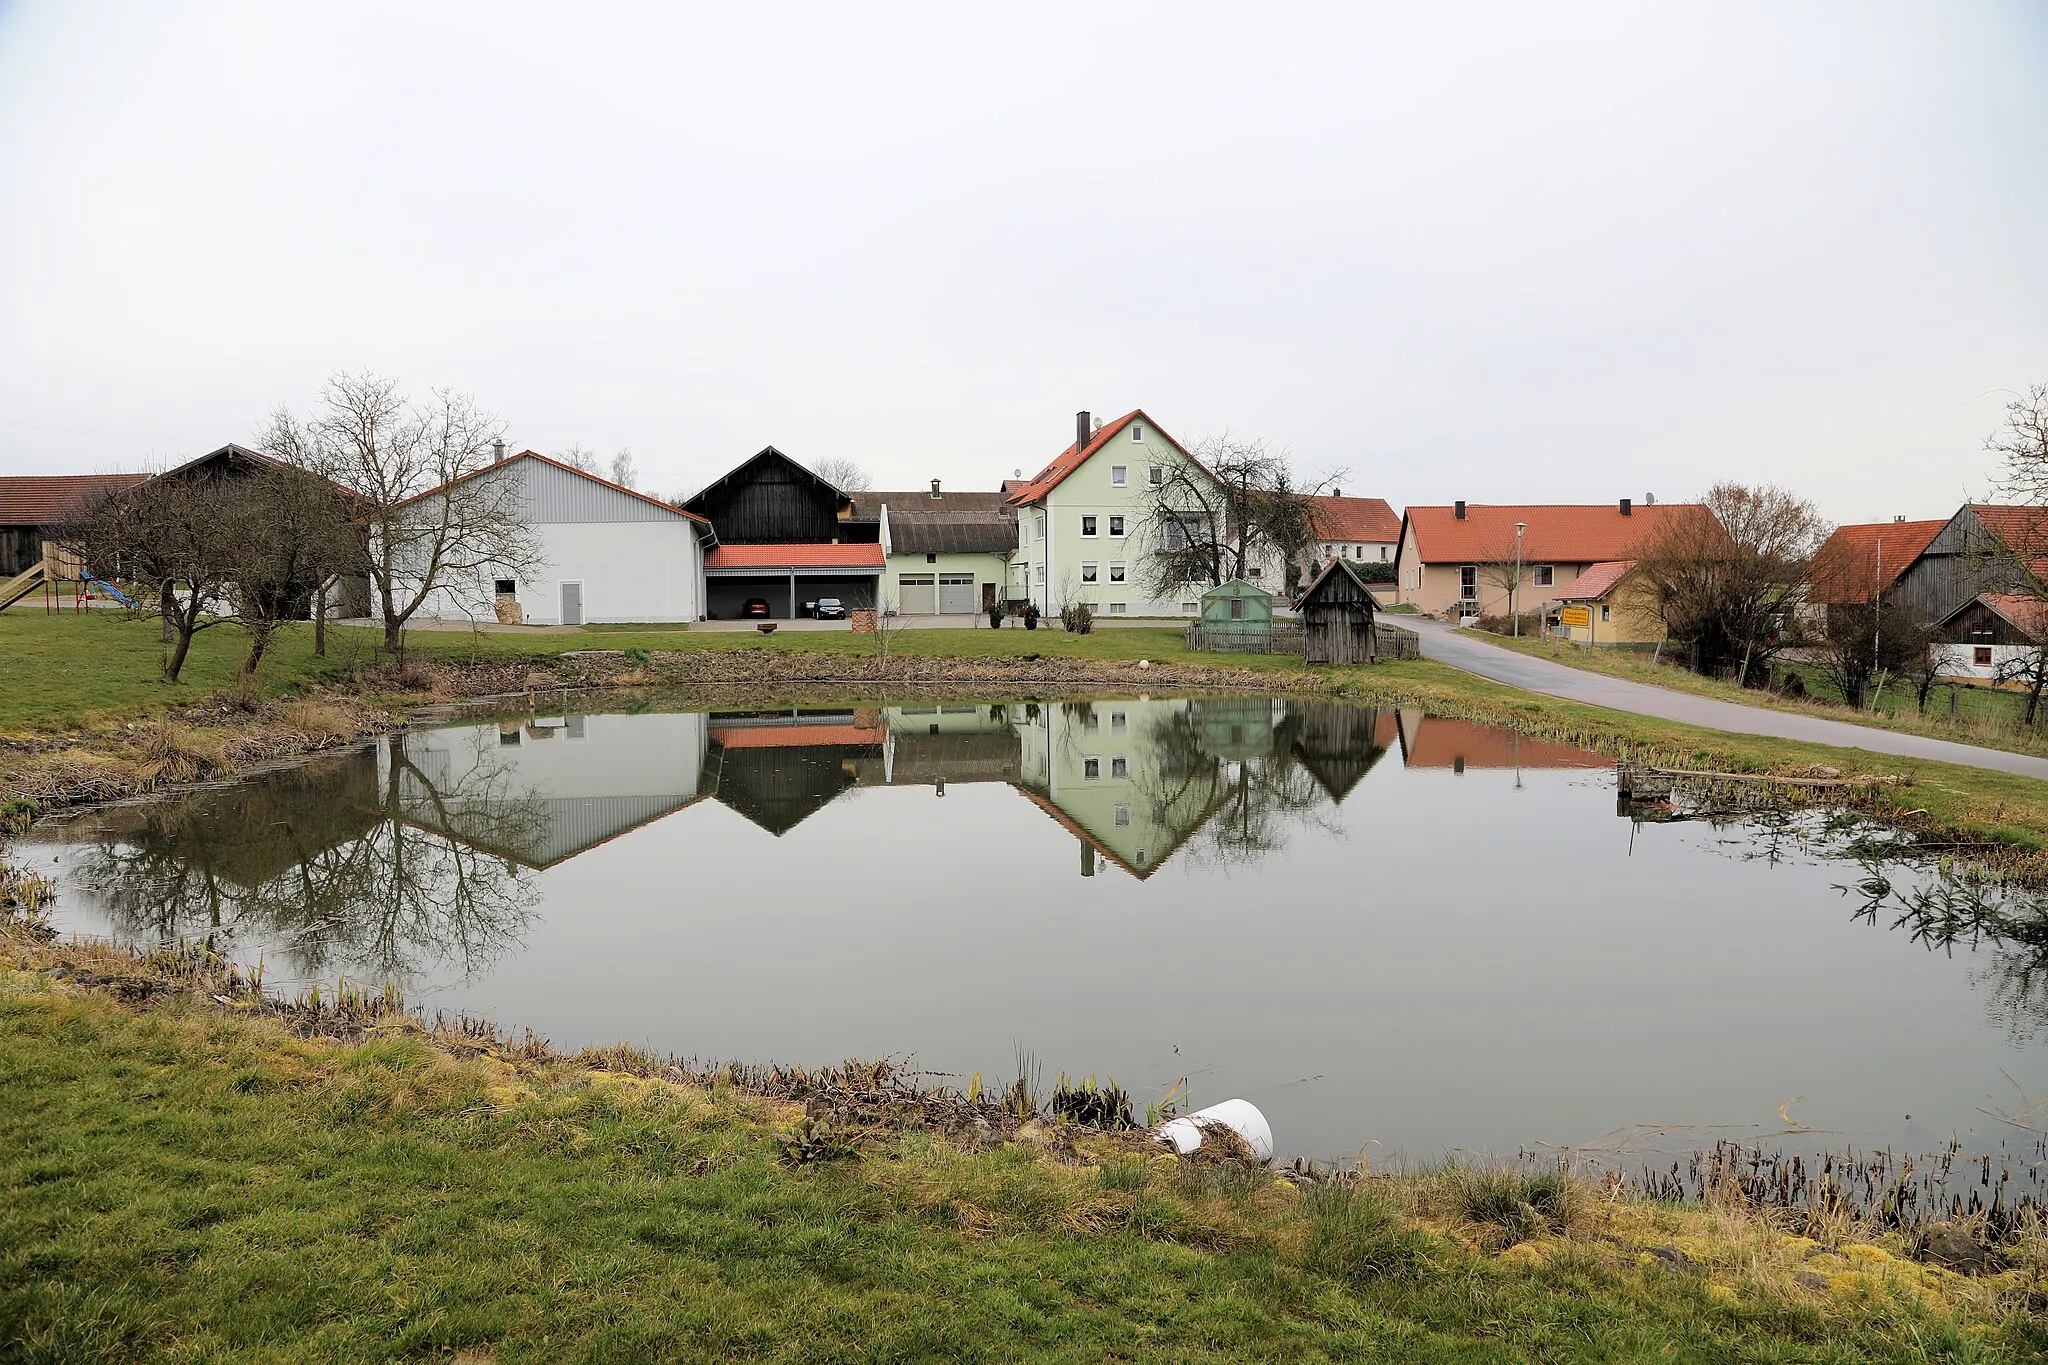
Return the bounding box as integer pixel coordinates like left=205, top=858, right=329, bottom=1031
left=887, top=512, right=1016, bottom=556
left=0, top=473, right=148, bottom=527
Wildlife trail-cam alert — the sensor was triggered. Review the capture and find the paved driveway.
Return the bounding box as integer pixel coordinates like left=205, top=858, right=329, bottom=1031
left=1403, top=618, right=2048, bottom=780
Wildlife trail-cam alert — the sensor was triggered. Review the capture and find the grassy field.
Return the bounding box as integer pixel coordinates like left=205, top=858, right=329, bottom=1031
left=1471, top=630, right=2048, bottom=759
left=3, top=946, right=2041, bottom=1364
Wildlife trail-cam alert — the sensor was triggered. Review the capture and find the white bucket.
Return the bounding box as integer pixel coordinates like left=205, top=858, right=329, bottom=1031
left=1154, top=1098, right=1273, bottom=1163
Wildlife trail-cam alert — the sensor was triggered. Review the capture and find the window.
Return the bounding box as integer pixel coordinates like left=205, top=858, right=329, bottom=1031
left=1179, top=601, right=1197, bottom=613
left=1533, top=565, right=1554, bottom=587
left=1247, top=565, right=1261, bottom=578
left=1114, top=804, right=1131, bottom=827
left=1380, top=546, right=1389, bottom=561
left=1148, top=464, right=1164, bottom=486
left=1108, top=515, right=1125, bottom=536
left=1976, top=646, right=1994, bottom=666
left=494, top=579, right=516, bottom=596
left=1131, top=424, right=1144, bottom=441
left=1109, top=563, right=1125, bottom=582
left=1162, top=519, right=1188, bottom=551
left=1110, top=710, right=1127, bottom=731
left=1035, top=563, right=1045, bottom=583
left=1110, top=756, right=1129, bottom=779
left=1111, top=465, right=1127, bottom=486
left=1600, top=604, right=1612, bottom=622
left=1322, top=544, right=1332, bottom=556
left=1136, top=848, right=1148, bottom=864
left=1109, top=602, right=1126, bottom=614
left=1085, top=709, right=1100, bottom=730
left=1081, top=562, right=1099, bottom=583
left=926, top=553, right=937, bottom=564
left=1459, top=566, right=1478, bottom=600
left=1083, top=756, right=1101, bottom=779
left=1081, top=515, right=1098, bottom=537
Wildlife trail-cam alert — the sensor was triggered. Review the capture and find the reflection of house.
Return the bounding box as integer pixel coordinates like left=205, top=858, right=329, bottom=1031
left=1395, top=712, right=1607, bottom=772
left=705, top=712, right=884, bottom=835
left=394, top=712, right=713, bottom=867
left=1289, top=703, right=1397, bottom=802
left=685, top=448, right=885, bottom=620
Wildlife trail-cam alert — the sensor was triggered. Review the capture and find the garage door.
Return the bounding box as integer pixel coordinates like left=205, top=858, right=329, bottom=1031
left=898, top=574, right=935, bottom=614
left=938, top=574, right=976, bottom=614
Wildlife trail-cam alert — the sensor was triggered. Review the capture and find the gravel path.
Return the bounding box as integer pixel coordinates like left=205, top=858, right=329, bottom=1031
left=1404, top=618, right=2048, bottom=780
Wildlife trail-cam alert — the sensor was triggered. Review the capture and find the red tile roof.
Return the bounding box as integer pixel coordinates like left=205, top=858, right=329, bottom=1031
left=392, top=450, right=710, bottom=523
left=0, top=473, right=148, bottom=527
left=1556, top=560, right=1637, bottom=601
left=704, top=542, right=884, bottom=569
left=1807, top=520, right=1947, bottom=605
left=1403, top=503, right=1705, bottom=565
left=1959, top=593, right=2048, bottom=642
left=1305, top=495, right=1400, bottom=544
left=1004, top=409, right=1207, bottom=505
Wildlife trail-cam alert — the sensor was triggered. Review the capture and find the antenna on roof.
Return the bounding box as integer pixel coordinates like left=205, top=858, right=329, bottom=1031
left=1644, top=492, right=1655, bottom=505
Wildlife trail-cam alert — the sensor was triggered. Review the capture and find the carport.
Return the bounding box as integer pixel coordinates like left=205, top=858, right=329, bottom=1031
left=703, top=542, right=885, bottom=620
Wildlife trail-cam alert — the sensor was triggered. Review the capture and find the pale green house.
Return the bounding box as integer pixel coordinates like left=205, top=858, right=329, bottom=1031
left=1004, top=408, right=1222, bottom=618
left=851, top=487, right=1014, bottom=616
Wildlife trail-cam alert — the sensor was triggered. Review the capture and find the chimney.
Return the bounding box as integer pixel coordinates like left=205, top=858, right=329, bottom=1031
left=1075, top=411, right=1091, bottom=451
left=1332, top=486, right=1342, bottom=497
left=930, top=478, right=941, bottom=498
left=1619, top=498, right=1632, bottom=517
left=1454, top=500, right=1466, bottom=520
left=492, top=438, right=507, bottom=463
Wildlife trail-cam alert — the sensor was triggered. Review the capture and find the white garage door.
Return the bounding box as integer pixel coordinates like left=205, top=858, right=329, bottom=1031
left=938, top=574, right=976, bottom=614
left=898, top=574, right=935, bottom=614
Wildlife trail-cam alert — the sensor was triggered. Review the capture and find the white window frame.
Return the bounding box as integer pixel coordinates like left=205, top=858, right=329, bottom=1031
left=1081, top=515, right=1099, bottom=538
left=1108, top=562, right=1125, bottom=583
left=1131, top=424, right=1144, bottom=441
left=1109, top=602, right=1126, bottom=614
left=1110, top=756, right=1129, bottom=779
left=1110, top=465, right=1126, bottom=486
left=1148, top=464, right=1164, bottom=486
left=1080, top=562, right=1099, bottom=583
left=1083, top=755, right=1101, bottom=780
left=1459, top=566, right=1478, bottom=600
left=1533, top=565, right=1555, bottom=588
left=1108, top=515, right=1125, bottom=537
left=1600, top=604, right=1612, bottom=623
left=1114, top=804, right=1131, bottom=827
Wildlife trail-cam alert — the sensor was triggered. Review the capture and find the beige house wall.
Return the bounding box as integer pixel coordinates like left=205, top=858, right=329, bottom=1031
left=1558, top=572, right=1667, bottom=645
left=1394, top=534, right=1600, bottom=617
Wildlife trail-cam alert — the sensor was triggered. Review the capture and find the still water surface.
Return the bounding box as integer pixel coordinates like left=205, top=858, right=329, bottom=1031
left=32, top=697, right=2048, bottom=1163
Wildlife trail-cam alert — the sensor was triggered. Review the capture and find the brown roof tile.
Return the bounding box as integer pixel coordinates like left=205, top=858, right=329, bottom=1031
left=0, top=473, right=148, bottom=527
left=1808, top=520, right=1947, bottom=605
left=1403, top=503, right=1706, bottom=565
left=1305, top=495, right=1400, bottom=544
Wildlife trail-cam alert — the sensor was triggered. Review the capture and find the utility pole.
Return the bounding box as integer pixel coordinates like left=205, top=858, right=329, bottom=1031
left=1514, top=522, right=1526, bottom=637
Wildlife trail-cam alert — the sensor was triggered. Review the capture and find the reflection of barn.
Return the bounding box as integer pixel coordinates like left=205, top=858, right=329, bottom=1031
left=705, top=713, right=885, bottom=835
left=1287, top=703, right=1397, bottom=802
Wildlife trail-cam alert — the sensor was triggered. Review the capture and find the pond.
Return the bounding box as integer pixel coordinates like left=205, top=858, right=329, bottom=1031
left=28, top=696, right=2048, bottom=1168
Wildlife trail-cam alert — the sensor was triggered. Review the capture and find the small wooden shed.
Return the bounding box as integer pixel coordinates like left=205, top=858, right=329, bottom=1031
left=1298, top=559, right=1378, bottom=664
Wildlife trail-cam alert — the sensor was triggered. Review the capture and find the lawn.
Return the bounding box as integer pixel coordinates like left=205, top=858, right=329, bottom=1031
left=2, top=955, right=2038, bottom=1364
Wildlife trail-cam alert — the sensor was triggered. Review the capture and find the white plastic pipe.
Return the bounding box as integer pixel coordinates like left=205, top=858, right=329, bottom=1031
left=1154, top=1098, right=1273, bottom=1162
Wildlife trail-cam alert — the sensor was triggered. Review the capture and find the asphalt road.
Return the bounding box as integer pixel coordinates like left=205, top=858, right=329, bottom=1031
left=1402, top=617, right=2048, bottom=780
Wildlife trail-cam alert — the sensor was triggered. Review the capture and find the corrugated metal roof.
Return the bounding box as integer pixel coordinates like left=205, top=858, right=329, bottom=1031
left=850, top=489, right=1010, bottom=518
left=0, top=473, right=148, bottom=526
left=887, top=513, right=1015, bottom=556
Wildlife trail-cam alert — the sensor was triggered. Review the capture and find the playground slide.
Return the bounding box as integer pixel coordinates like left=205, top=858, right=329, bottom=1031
left=86, top=577, right=138, bottom=607
left=0, top=564, right=47, bottom=611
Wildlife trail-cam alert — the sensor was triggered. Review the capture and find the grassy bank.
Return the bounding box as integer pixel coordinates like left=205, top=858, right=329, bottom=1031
left=3, top=928, right=2043, bottom=1363
left=1470, top=629, right=2048, bottom=760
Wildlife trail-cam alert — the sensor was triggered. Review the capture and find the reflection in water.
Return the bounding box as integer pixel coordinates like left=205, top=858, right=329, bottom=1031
left=37, top=697, right=2048, bottom=1164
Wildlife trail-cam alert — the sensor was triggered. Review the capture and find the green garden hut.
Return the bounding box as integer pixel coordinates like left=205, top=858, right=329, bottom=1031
left=1197, top=579, right=1276, bottom=648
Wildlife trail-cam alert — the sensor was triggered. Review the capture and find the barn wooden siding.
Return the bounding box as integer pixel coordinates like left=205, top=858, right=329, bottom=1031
left=1300, top=561, right=1380, bottom=664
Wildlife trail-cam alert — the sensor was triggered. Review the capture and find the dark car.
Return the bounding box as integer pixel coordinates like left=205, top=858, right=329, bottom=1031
left=741, top=598, right=771, bottom=618
left=812, top=598, right=848, bottom=620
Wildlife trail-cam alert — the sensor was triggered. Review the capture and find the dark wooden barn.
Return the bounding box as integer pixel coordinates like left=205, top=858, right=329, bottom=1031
left=1298, top=558, right=1378, bottom=664
left=682, top=447, right=865, bottom=544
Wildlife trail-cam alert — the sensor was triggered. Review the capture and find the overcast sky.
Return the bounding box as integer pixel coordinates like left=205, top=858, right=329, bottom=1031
left=1, top=2, right=2042, bottom=521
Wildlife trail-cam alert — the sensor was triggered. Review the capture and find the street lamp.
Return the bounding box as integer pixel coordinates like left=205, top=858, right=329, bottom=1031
left=1514, top=522, right=1526, bottom=637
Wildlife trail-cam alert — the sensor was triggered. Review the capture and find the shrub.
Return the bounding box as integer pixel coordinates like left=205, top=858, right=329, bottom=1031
left=1060, top=603, right=1094, bottom=635
left=1446, top=1166, right=1588, bottom=1245
left=987, top=603, right=1005, bottom=629
left=1302, top=1181, right=1429, bottom=1283
left=1023, top=603, right=1039, bottom=631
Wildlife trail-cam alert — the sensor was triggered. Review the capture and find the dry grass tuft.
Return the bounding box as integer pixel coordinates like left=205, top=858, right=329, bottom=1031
left=131, top=722, right=228, bottom=788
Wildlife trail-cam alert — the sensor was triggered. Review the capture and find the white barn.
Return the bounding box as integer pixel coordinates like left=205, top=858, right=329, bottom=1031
left=397, top=450, right=711, bottom=626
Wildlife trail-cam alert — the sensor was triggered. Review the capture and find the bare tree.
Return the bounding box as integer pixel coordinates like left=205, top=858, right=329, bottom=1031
left=272, top=373, right=539, bottom=653
left=1474, top=531, right=1531, bottom=627
left=1984, top=383, right=2048, bottom=723
left=553, top=444, right=601, bottom=475
left=1812, top=599, right=1940, bottom=712
left=809, top=456, right=871, bottom=493
left=216, top=458, right=363, bottom=676
left=64, top=475, right=240, bottom=683
left=1633, top=483, right=1829, bottom=684
left=1136, top=435, right=1337, bottom=600
left=608, top=448, right=637, bottom=489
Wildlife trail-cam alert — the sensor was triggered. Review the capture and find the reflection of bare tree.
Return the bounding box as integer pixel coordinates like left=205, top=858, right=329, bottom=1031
left=78, top=733, right=545, bottom=983
left=1844, top=863, right=2048, bottom=1040
left=1131, top=703, right=1343, bottom=870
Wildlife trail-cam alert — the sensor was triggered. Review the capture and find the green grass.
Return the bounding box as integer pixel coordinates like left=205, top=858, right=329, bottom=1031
left=3, top=967, right=2038, bottom=1363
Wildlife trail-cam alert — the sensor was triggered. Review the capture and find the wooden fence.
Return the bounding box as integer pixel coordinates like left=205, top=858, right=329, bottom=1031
left=1184, top=619, right=1422, bottom=661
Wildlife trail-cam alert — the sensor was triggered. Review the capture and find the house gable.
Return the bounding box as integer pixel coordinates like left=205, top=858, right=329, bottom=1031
left=684, top=447, right=857, bottom=543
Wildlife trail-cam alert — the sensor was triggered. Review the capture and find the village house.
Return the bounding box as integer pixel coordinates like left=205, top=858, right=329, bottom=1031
left=1393, top=499, right=1699, bottom=621
left=0, top=471, right=148, bottom=606
left=1551, top=560, right=1664, bottom=645
left=1884, top=505, right=2048, bottom=627
left=848, top=484, right=1012, bottom=616
left=682, top=447, right=883, bottom=620
left=1932, top=594, right=2047, bottom=684
left=1804, top=517, right=1949, bottom=631
left=1004, top=409, right=1219, bottom=618
left=1302, top=493, right=1401, bottom=575
left=400, top=449, right=712, bottom=626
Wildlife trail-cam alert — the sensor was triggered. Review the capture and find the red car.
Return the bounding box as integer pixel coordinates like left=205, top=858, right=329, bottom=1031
left=740, top=598, right=771, bottom=618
